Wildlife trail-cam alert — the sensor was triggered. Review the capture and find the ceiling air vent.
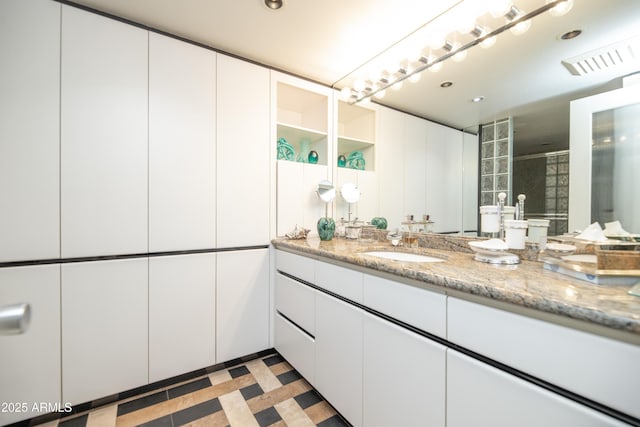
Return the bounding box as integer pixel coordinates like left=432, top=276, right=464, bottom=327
left=562, top=37, right=640, bottom=76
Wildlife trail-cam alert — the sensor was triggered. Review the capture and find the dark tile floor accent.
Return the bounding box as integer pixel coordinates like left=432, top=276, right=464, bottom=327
left=47, top=351, right=350, bottom=427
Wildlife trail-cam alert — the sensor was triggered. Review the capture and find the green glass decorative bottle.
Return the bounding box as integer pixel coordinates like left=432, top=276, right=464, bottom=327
left=308, top=150, right=319, bottom=164
left=317, top=217, right=336, bottom=241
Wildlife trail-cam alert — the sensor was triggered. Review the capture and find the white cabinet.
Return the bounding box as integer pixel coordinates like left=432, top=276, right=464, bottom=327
left=426, top=124, right=463, bottom=233
left=274, top=312, right=316, bottom=384
left=448, top=297, right=640, bottom=420
left=273, top=73, right=332, bottom=236
left=0, top=0, right=60, bottom=262
left=336, top=101, right=378, bottom=221
left=274, top=271, right=316, bottom=383
left=0, top=265, right=60, bottom=425
left=217, top=55, right=270, bottom=247
left=60, top=5, right=148, bottom=257
left=275, top=249, right=315, bottom=283
left=148, top=33, right=216, bottom=252
left=315, top=291, right=363, bottom=427
left=315, top=259, right=363, bottom=303
left=275, top=272, right=315, bottom=335
left=447, top=349, right=628, bottom=427
left=61, top=259, right=148, bottom=404
left=363, top=312, right=446, bottom=427
left=403, top=115, right=429, bottom=217
left=376, top=106, right=406, bottom=229
left=362, top=273, right=446, bottom=338
left=149, top=254, right=215, bottom=382
left=216, top=249, right=269, bottom=362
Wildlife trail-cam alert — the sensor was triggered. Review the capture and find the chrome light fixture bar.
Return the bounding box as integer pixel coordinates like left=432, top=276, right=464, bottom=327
left=343, top=0, right=572, bottom=104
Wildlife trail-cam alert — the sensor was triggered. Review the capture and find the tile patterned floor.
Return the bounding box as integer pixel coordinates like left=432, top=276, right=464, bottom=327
left=35, top=353, right=349, bottom=427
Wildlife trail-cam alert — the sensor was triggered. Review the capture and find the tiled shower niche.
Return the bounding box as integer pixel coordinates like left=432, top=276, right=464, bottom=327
left=480, top=118, right=512, bottom=206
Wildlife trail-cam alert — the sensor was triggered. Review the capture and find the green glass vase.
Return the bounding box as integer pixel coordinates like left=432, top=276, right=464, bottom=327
left=317, top=217, right=336, bottom=241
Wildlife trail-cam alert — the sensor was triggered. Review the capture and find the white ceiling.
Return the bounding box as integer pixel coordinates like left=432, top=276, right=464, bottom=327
left=69, top=0, right=640, bottom=155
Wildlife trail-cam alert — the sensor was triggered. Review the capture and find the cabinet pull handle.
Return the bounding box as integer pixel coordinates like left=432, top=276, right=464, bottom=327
left=0, top=303, right=31, bottom=335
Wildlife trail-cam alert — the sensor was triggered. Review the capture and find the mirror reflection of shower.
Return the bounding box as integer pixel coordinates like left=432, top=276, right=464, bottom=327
left=513, top=150, right=570, bottom=236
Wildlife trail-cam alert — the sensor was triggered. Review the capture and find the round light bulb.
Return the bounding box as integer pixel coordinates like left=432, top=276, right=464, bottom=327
left=409, top=72, right=421, bottom=83
left=489, top=0, right=512, bottom=17
left=453, top=49, right=467, bottom=62
left=353, top=80, right=365, bottom=92
left=458, top=16, right=477, bottom=34
left=339, top=87, right=352, bottom=101
left=480, top=35, right=497, bottom=48
left=374, top=90, right=386, bottom=99
left=392, top=81, right=404, bottom=91
left=428, top=35, right=446, bottom=50
left=510, top=19, right=531, bottom=35
left=429, top=61, right=443, bottom=73
left=547, top=0, right=573, bottom=16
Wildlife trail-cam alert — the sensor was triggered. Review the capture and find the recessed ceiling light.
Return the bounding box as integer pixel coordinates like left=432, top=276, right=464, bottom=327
left=560, top=29, right=582, bottom=40
left=471, top=96, right=485, bottom=103
left=264, top=0, right=283, bottom=10
left=440, top=81, right=453, bottom=88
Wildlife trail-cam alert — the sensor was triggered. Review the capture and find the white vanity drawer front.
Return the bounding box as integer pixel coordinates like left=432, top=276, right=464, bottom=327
left=275, top=312, right=315, bottom=384
left=448, top=297, right=640, bottom=419
left=275, top=272, right=315, bottom=335
left=315, top=260, right=363, bottom=303
left=363, top=274, right=447, bottom=339
left=275, top=250, right=315, bottom=283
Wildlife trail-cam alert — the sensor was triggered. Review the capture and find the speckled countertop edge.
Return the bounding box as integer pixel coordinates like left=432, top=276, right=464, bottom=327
left=272, top=237, right=640, bottom=337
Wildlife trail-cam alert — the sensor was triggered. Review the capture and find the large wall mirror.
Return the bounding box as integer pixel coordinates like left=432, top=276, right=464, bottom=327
left=336, top=0, right=640, bottom=236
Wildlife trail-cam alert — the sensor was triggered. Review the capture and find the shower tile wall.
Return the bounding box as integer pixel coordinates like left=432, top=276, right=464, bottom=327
left=513, top=152, right=569, bottom=236
left=481, top=118, right=512, bottom=206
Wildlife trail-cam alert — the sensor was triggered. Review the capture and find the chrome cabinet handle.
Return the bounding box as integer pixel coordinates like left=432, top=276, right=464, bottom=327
left=0, top=303, right=31, bottom=335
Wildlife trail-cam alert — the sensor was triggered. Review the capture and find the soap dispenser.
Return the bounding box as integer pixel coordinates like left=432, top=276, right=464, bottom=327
left=401, top=214, right=418, bottom=248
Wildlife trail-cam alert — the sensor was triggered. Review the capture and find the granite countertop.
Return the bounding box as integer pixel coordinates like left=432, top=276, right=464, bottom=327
left=272, top=237, right=640, bottom=338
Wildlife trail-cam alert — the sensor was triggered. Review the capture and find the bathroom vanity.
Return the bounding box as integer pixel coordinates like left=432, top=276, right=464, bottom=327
left=272, top=238, right=640, bottom=427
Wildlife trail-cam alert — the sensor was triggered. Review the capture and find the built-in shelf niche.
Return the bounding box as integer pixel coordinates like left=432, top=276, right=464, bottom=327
left=277, top=82, right=328, bottom=165
left=337, top=101, right=375, bottom=171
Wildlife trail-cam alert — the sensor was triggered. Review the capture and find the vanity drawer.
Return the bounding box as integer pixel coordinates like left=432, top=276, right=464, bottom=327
left=315, top=260, right=363, bottom=303
left=274, top=312, right=315, bottom=384
left=275, top=272, right=315, bottom=335
left=275, top=249, right=314, bottom=283
left=448, top=297, right=640, bottom=419
left=363, top=274, right=447, bottom=339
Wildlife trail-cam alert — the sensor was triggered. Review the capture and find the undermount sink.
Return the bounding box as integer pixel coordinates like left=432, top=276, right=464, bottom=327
left=360, top=251, right=445, bottom=263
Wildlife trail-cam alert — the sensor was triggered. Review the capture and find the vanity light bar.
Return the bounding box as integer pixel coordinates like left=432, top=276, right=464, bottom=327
left=342, top=0, right=572, bottom=104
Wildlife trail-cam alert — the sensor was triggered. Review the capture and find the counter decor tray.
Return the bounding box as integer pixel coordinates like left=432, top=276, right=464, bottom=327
left=540, top=247, right=640, bottom=286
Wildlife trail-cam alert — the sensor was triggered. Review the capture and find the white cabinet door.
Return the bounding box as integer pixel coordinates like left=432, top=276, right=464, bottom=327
left=0, top=0, right=60, bottom=262
left=149, top=254, right=216, bottom=382
left=274, top=312, right=316, bottom=384
left=60, top=6, right=148, bottom=257
left=216, top=249, right=269, bottom=362
left=363, top=313, right=446, bottom=427
left=149, top=33, right=216, bottom=252
left=0, top=265, right=60, bottom=425
left=426, top=124, right=463, bottom=233
left=403, top=115, right=428, bottom=217
left=217, top=55, right=270, bottom=247
left=447, top=350, right=629, bottom=427
left=62, top=259, right=148, bottom=404
left=315, top=291, right=363, bottom=427
left=376, top=106, right=406, bottom=229
left=362, top=273, right=446, bottom=338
